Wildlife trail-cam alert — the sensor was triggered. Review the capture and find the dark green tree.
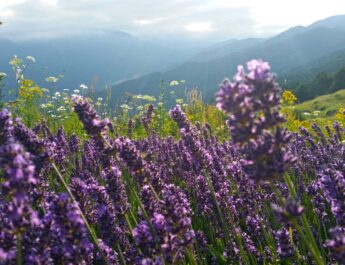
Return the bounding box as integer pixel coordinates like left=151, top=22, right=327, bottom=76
left=330, top=67, right=345, bottom=93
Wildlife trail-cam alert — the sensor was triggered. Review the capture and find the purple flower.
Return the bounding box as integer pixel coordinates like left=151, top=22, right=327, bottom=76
left=0, top=142, right=40, bottom=263
left=0, top=109, right=14, bottom=143
left=72, top=96, right=113, bottom=152
left=0, top=143, right=39, bottom=228
left=275, top=227, right=294, bottom=259
left=101, top=164, right=130, bottom=216
left=151, top=213, right=167, bottom=232
left=272, top=198, right=304, bottom=224
left=115, top=137, right=151, bottom=185
left=141, top=104, right=154, bottom=133
left=68, top=133, right=80, bottom=154
left=133, top=221, right=154, bottom=250
left=216, top=59, right=295, bottom=182
left=73, top=96, right=110, bottom=137
left=169, top=105, right=191, bottom=131
left=95, top=239, right=119, bottom=264
left=246, top=59, right=271, bottom=81
left=326, top=226, right=345, bottom=263
left=127, top=119, right=133, bottom=138
left=44, top=193, right=94, bottom=264
left=14, top=118, right=52, bottom=171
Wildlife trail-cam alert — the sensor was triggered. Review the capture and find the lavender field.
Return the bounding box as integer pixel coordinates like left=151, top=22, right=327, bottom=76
left=0, top=59, right=345, bottom=265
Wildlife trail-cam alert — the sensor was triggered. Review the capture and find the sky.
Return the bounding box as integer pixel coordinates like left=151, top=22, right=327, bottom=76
left=1, top=0, right=345, bottom=41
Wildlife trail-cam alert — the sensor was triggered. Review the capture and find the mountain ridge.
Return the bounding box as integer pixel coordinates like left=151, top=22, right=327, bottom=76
left=103, top=16, right=345, bottom=106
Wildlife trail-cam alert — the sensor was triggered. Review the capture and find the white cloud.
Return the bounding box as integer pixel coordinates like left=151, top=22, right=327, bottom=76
left=40, top=0, right=58, bottom=7
left=0, top=0, right=344, bottom=40
left=193, top=1, right=249, bottom=11
left=0, top=9, right=14, bottom=18
left=250, top=0, right=345, bottom=32
left=185, top=22, right=213, bottom=32
left=134, top=19, right=155, bottom=25
left=0, top=0, right=26, bottom=18
left=133, top=17, right=166, bottom=26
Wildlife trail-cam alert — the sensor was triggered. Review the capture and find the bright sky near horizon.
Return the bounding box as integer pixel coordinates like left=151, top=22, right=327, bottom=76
left=0, top=0, right=345, bottom=41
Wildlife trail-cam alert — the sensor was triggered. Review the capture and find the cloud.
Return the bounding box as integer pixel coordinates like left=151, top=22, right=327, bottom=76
left=40, top=0, right=58, bottom=7
left=185, top=22, right=213, bottom=32
left=0, top=0, right=344, bottom=41
left=134, top=19, right=155, bottom=26
left=133, top=17, right=166, bottom=26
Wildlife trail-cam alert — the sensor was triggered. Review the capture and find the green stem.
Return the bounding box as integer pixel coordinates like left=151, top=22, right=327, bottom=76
left=132, top=189, right=167, bottom=265
left=116, top=244, right=126, bottom=265
left=124, top=213, right=134, bottom=233
left=291, top=219, right=324, bottom=265
left=185, top=247, right=197, bottom=265
left=283, top=175, right=324, bottom=265
left=204, top=172, right=232, bottom=252
left=52, top=163, right=110, bottom=265
left=16, top=233, right=22, bottom=265
left=149, top=183, right=162, bottom=203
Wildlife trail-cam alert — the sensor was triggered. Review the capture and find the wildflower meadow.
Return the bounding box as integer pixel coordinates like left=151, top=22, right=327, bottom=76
left=1, top=59, right=345, bottom=265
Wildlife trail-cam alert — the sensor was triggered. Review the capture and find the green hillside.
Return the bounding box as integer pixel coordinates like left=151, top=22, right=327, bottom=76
left=295, top=89, right=345, bottom=116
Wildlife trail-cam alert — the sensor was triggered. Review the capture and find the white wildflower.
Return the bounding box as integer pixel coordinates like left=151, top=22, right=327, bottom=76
left=26, top=56, right=36, bottom=63
left=133, top=94, right=143, bottom=100
left=120, top=104, right=132, bottom=110
left=79, top=83, right=88, bottom=90
left=57, top=106, right=66, bottom=112
left=169, top=80, right=179, bottom=86
left=142, top=95, right=156, bottom=102
left=45, top=76, right=59, bottom=83
left=176, top=98, right=184, bottom=104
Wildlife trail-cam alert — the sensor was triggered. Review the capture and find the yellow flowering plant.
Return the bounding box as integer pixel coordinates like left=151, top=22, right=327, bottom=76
left=16, top=79, right=43, bottom=126
left=335, top=107, right=345, bottom=125
left=282, top=90, right=297, bottom=106
left=280, top=90, right=310, bottom=131
left=19, top=79, right=43, bottom=101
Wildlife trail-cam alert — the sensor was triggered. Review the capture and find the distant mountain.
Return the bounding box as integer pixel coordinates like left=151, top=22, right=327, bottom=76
left=0, top=31, right=195, bottom=93
left=3, top=14, right=345, bottom=106
left=280, top=48, right=345, bottom=86
left=190, top=38, right=264, bottom=62
left=309, top=14, right=345, bottom=30
left=103, top=15, right=345, bottom=107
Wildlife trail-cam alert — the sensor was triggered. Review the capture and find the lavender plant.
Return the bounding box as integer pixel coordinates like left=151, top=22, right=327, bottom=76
left=0, top=59, right=344, bottom=265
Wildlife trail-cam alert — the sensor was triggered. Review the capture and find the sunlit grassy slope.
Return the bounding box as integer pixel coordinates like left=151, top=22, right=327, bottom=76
left=295, top=89, right=345, bottom=116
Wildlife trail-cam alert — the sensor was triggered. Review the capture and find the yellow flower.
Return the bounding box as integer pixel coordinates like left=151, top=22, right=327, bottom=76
left=335, top=107, right=345, bottom=121
left=282, top=90, right=297, bottom=106
left=9, top=55, right=22, bottom=67
left=19, top=79, right=43, bottom=101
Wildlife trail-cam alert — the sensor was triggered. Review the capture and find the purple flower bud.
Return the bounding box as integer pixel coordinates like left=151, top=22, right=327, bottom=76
left=169, top=105, right=191, bottom=130
left=216, top=59, right=294, bottom=182
left=141, top=104, right=154, bottom=133
left=272, top=198, right=304, bottom=224
left=275, top=228, right=294, bottom=259
left=0, top=109, right=14, bottom=143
